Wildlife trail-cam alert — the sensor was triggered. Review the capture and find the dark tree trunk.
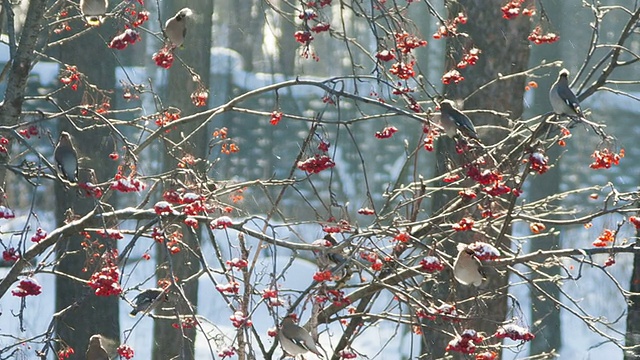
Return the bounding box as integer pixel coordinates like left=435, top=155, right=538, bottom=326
left=424, top=0, right=531, bottom=357
left=152, top=1, right=214, bottom=359
left=625, top=227, right=640, bottom=359
left=54, top=17, right=119, bottom=359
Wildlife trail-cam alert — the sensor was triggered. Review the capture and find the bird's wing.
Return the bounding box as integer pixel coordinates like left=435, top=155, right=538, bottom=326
left=557, top=85, right=582, bottom=113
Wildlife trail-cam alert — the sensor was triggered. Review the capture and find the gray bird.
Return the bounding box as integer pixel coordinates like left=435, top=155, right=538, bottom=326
left=80, top=0, right=108, bottom=26
left=164, top=8, right=193, bottom=48
left=549, top=68, right=586, bottom=120
left=279, top=316, right=324, bottom=358
left=54, top=131, right=78, bottom=183
left=129, top=288, right=166, bottom=317
left=452, top=243, right=485, bottom=287
left=439, top=99, right=479, bottom=140
left=85, top=334, right=109, bottom=360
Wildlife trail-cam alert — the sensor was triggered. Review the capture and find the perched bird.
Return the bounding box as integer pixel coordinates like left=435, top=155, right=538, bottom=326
left=316, top=234, right=348, bottom=268
left=85, top=334, right=109, bottom=360
left=439, top=99, right=479, bottom=140
left=54, top=131, right=78, bottom=183
left=129, top=288, right=166, bottom=317
left=279, top=316, right=324, bottom=358
left=164, top=8, right=193, bottom=48
left=453, top=243, right=485, bottom=287
left=549, top=68, right=586, bottom=120
left=80, top=0, right=108, bottom=26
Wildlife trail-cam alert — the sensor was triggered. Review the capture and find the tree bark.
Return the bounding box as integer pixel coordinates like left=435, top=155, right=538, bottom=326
left=424, top=0, right=531, bottom=357
left=152, top=1, right=214, bottom=359
left=54, top=16, right=119, bottom=358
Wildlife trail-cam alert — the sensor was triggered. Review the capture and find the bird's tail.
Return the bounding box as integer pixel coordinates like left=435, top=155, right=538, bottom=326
left=85, top=16, right=104, bottom=26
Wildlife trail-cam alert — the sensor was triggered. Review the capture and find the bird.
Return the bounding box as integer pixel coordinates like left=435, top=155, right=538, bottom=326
left=438, top=99, right=479, bottom=140
left=164, top=8, right=193, bottom=48
left=80, top=0, right=108, bottom=26
left=54, top=131, right=78, bottom=183
left=453, top=243, right=485, bottom=287
left=549, top=68, right=586, bottom=121
left=129, top=288, right=166, bottom=317
left=85, top=334, right=109, bottom=360
left=279, top=316, right=324, bottom=358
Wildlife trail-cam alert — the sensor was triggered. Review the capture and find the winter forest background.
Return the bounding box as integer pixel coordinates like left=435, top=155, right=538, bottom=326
left=0, top=0, right=640, bottom=359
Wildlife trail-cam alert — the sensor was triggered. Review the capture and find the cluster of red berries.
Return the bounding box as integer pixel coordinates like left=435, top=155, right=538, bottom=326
left=468, top=242, right=501, bottom=261
left=338, top=349, right=357, bottom=359
left=172, top=316, right=199, bottom=329
left=153, top=201, right=179, bottom=216
left=322, top=218, right=352, bottom=233
left=395, top=31, right=428, bottom=54
left=191, top=89, right=208, bottom=107
left=629, top=216, right=640, bottom=229
left=501, top=0, right=535, bottom=19
left=360, top=251, right=383, bottom=271
left=420, top=256, right=445, bottom=272
left=216, top=281, right=240, bottom=294
left=297, top=154, right=336, bottom=174
left=310, top=23, right=329, bottom=33
left=211, top=216, right=233, bottom=229
left=528, top=26, right=559, bottom=44
left=87, top=252, right=122, bottom=297
left=117, top=345, right=135, bottom=359
left=155, top=110, right=181, bottom=127
left=442, top=69, right=464, bottom=85
left=527, top=150, right=550, bottom=174
left=59, top=65, right=81, bottom=91
left=593, top=228, right=615, bottom=247
left=390, top=61, right=416, bottom=80
left=79, top=182, right=103, bottom=198
left=111, top=173, right=145, bottom=193
left=446, top=329, right=484, bottom=354
left=0, top=205, right=15, bottom=219
left=357, top=207, right=375, bottom=215
left=57, top=346, right=75, bottom=360
left=432, top=12, right=467, bottom=39
left=108, top=29, right=140, bottom=50
left=19, top=126, right=39, bottom=139
left=589, top=148, right=623, bottom=169
left=270, top=111, right=283, bottom=125
left=376, top=50, right=396, bottom=62
left=152, top=47, right=175, bottom=69
left=494, top=323, right=535, bottom=341
left=219, top=346, right=237, bottom=359
left=375, top=126, right=398, bottom=139
left=226, top=257, right=248, bottom=269
left=294, top=30, right=314, bottom=45
left=3, top=247, right=19, bottom=263
left=453, top=217, right=474, bottom=232
left=313, top=270, right=333, bottom=282
left=131, top=10, right=150, bottom=27
left=230, top=311, right=253, bottom=328
left=457, top=48, right=481, bottom=69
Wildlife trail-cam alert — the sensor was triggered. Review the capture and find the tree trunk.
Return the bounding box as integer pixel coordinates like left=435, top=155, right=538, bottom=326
left=54, top=17, right=119, bottom=358
left=424, top=0, right=531, bottom=357
left=625, top=226, right=640, bottom=359
left=152, top=1, right=214, bottom=359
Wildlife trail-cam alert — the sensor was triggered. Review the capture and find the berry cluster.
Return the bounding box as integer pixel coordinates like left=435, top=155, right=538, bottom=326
left=357, top=207, right=375, bottom=215
left=528, top=26, right=559, bottom=44
left=467, top=242, right=501, bottom=261
left=269, top=111, right=283, bottom=125
left=87, top=252, right=122, bottom=297
left=230, top=311, right=253, bottom=328
left=494, top=324, right=535, bottom=341
left=432, top=12, right=467, bottom=39
left=446, top=329, right=484, bottom=354
left=216, top=281, right=240, bottom=294
left=297, top=154, right=336, bottom=174
left=117, top=345, right=135, bottom=360
left=527, top=150, right=550, bottom=174
left=108, top=29, right=141, bottom=50
left=211, top=216, right=233, bottom=229
left=111, top=173, right=145, bottom=193
left=11, top=278, right=42, bottom=297
left=390, top=61, right=416, bottom=80
left=457, top=48, right=481, bottom=69
left=375, top=50, right=396, bottom=62
left=453, top=217, right=474, bottom=232
left=442, top=69, right=464, bottom=85
left=420, top=256, right=445, bottom=272
left=593, top=228, right=615, bottom=247
left=375, top=126, right=398, bottom=139
left=589, top=148, right=623, bottom=169
left=153, top=201, right=179, bottom=216
left=152, top=47, right=175, bottom=69
left=394, top=31, right=428, bottom=54
left=3, top=247, right=19, bottom=262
